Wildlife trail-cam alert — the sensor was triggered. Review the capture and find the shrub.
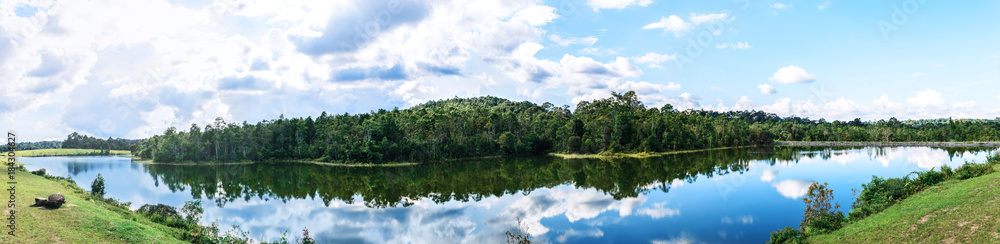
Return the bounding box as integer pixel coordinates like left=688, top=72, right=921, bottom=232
left=914, top=168, right=945, bottom=187
left=91, top=173, right=106, bottom=197
left=31, top=168, right=46, bottom=176
left=849, top=176, right=911, bottom=221
left=954, top=162, right=994, bottom=180
left=939, top=165, right=953, bottom=179
left=801, top=182, right=845, bottom=234
left=766, top=226, right=803, bottom=244
left=180, top=200, right=203, bottom=224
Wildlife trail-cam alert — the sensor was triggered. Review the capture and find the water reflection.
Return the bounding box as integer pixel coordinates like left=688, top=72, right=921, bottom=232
left=18, top=146, right=997, bottom=243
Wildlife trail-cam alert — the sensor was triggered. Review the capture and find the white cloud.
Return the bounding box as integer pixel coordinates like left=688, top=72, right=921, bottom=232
left=578, top=47, right=619, bottom=56
left=618, top=81, right=681, bottom=94
left=631, top=52, right=676, bottom=68
left=733, top=96, right=755, bottom=111
left=771, top=3, right=790, bottom=9
left=586, top=0, right=653, bottom=11
left=636, top=202, right=680, bottom=219
left=709, top=86, right=723, bottom=91
left=769, top=65, right=816, bottom=84
left=550, top=34, right=599, bottom=47
left=819, top=1, right=830, bottom=9
left=716, top=42, right=752, bottom=49
left=690, top=13, right=729, bottom=25
left=907, top=89, right=945, bottom=107
left=642, top=15, right=691, bottom=36
left=758, top=84, right=776, bottom=95
left=823, top=98, right=859, bottom=118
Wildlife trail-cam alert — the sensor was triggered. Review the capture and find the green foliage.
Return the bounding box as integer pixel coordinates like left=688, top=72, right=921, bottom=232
left=299, top=227, right=316, bottom=244
left=30, top=168, right=46, bottom=176
left=954, top=162, right=995, bottom=180
left=767, top=226, right=804, bottom=244
left=91, top=173, right=106, bottom=196
left=800, top=182, right=845, bottom=235
left=849, top=176, right=910, bottom=221
left=181, top=200, right=204, bottom=223
left=505, top=217, right=531, bottom=244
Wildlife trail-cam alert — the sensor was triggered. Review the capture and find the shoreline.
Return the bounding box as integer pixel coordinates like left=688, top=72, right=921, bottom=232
left=549, top=145, right=755, bottom=159
left=775, top=141, right=1000, bottom=147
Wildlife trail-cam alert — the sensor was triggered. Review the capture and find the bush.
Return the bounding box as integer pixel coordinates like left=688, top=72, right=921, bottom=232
left=180, top=200, right=203, bottom=224
left=954, top=162, right=994, bottom=180
left=849, top=176, right=911, bottom=221
left=939, top=165, right=953, bottom=179
left=767, top=226, right=803, bottom=244
left=91, top=173, right=106, bottom=196
left=31, top=168, right=46, bottom=176
left=801, top=182, right=845, bottom=234
left=914, top=168, right=945, bottom=187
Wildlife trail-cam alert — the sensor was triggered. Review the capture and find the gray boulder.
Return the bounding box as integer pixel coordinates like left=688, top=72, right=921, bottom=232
left=45, top=193, right=65, bottom=208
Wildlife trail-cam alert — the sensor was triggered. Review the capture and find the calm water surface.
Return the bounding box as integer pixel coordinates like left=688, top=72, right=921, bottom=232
left=20, top=146, right=998, bottom=243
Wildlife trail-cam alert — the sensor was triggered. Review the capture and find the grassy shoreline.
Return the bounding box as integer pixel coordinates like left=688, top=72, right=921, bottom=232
left=807, top=164, right=1000, bottom=243
left=549, top=146, right=754, bottom=159
left=1, top=169, right=188, bottom=243
left=17, top=148, right=131, bottom=157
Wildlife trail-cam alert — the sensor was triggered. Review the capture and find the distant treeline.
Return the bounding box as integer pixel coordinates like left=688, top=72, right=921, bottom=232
left=62, top=132, right=141, bottom=151
left=15, top=140, right=62, bottom=150
left=134, top=91, right=1000, bottom=164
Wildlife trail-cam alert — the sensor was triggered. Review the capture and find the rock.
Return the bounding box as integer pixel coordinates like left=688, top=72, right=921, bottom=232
left=46, top=193, right=66, bottom=208
left=34, top=197, right=47, bottom=206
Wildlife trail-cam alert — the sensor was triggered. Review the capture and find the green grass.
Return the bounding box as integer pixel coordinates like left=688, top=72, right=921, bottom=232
left=1, top=170, right=187, bottom=243
left=808, top=164, right=1000, bottom=243
left=17, top=149, right=131, bottom=157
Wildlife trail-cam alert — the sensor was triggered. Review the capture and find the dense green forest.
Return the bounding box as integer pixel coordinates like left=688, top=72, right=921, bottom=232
left=61, top=132, right=141, bottom=151
left=133, top=91, right=1000, bottom=164
left=15, top=140, right=62, bottom=150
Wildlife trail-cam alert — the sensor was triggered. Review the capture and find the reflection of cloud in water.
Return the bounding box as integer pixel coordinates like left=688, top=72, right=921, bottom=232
left=907, top=148, right=950, bottom=170
left=651, top=233, right=700, bottom=244
left=772, top=180, right=813, bottom=199
left=501, top=186, right=648, bottom=236
left=720, top=215, right=754, bottom=225
left=636, top=202, right=680, bottom=219
left=868, top=147, right=905, bottom=167
left=830, top=151, right=861, bottom=165
left=760, top=169, right=777, bottom=182
left=556, top=228, right=604, bottom=243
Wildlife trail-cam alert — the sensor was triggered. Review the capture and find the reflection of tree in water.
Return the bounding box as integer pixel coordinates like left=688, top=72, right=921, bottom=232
left=66, top=161, right=118, bottom=176
left=141, top=147, right=884, bottom=208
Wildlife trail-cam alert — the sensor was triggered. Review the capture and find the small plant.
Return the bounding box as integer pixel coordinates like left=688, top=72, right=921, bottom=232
left=91, top=173, right=106, bottom=197
left=766, top=226, right=803, bottom=244
left=939, top=165, right=953, bottom=179
left=31, top=168, right=46, bottom=176
left=505, top=217, right=532, bottom=244
left=800, top=182, right=845, bottom=234
left=180, top=200, right=203, bottom=224
left=299, top=227, right=316, bottom=244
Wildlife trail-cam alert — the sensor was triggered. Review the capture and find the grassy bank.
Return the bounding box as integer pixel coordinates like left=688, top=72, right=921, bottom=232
left=1, top=169, right=187, bottom=243
left=808, top=164, right=1000, bottom=243
left=18, top=149, right=131, bottom=157
left=549, top=146, right=753, bottom=159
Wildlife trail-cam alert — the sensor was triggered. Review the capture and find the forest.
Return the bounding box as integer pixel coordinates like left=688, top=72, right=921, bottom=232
left=61, top=132, right=141, bottom=151
left=132, top=91, right=1000, bottom=164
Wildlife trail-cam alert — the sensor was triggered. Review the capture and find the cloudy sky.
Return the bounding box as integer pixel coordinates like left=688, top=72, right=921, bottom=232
left=2, top=0, right=999, bottom=141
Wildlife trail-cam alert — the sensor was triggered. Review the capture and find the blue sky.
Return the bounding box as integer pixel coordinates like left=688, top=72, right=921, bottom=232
left=1, top=0, right=999, bottom=141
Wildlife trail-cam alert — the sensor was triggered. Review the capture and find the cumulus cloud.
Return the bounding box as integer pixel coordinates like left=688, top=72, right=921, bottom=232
left=642, top=15, right=691, bottom=36
left=769, top=65, right=816, bottom=84
left=758, top=84, right=776, bottom=95
left=586, top=0, right=653, bottom=11
left=760, top=169, right=777, bottom=182
left=907, top=89, right=945, bottom=107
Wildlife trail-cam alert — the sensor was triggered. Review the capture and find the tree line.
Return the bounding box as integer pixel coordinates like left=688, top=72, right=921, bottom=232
left=133, top=91, right=1000, bottom=164
left=62, top=132, right=142, bottom=151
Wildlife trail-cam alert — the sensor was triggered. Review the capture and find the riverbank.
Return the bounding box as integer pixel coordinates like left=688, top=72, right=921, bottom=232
left=1, top=169, right=188, bottom=243
left=549, top=146, right=754, bottom=159
left=807, top=164, right=1000, bottom=243
left=776, top=141, right=1000, bottom=147
left=17, top=148, right=131, bottom=157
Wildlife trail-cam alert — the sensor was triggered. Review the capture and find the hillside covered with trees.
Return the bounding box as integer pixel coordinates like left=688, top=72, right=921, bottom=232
left=133, top=91, right=1000, bottom=164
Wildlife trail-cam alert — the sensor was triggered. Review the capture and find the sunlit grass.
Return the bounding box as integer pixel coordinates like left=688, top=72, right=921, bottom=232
left=17, top=149, right=131, bottom=157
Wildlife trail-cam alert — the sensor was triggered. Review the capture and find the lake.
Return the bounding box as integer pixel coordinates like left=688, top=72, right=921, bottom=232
left=19, top=146, right=998, bottom=243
